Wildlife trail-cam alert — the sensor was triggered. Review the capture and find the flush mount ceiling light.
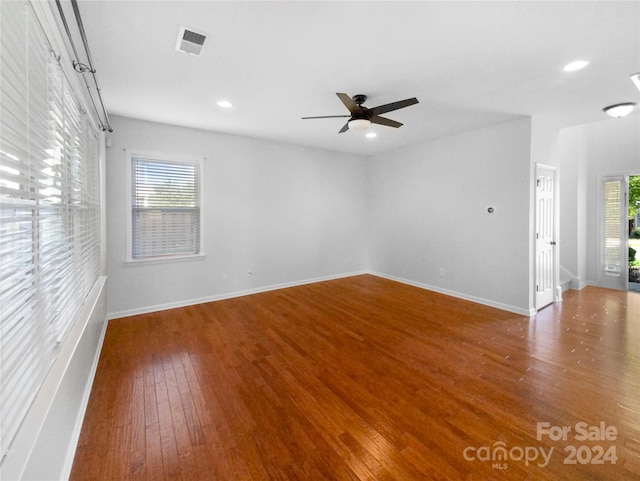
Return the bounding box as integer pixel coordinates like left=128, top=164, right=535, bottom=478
left=603, top=102, right=636, bottom=118
left=348, top=118, right=371, bottom=130
left=216, top=100, right=233, bottom=108
left=563, top=60, right=589, bottom=72
left=631, top=72, right=640, bottom=91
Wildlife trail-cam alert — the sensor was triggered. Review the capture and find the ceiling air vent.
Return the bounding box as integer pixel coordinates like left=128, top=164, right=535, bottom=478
left=176, top=27, right=206, bottom=56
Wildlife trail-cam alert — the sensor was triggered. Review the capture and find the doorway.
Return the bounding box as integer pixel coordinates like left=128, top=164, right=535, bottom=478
left=535, top=164, right=558, bottom=309
left=600, top=174, right=640, bottom=292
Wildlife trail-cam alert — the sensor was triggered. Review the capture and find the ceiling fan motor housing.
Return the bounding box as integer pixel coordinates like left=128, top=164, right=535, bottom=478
left=352, top=94, right=367, bottom=105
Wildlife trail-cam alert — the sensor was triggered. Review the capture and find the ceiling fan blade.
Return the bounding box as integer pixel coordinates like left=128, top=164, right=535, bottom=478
left=336, top=93, right=362, bottom=115
left=370, top=97, right=419, bottom=116
left=338, top=121, right=350, bottom=133
left=301, top=115, right=351, bottom=119
left=370, top=115, right=403, bottom=128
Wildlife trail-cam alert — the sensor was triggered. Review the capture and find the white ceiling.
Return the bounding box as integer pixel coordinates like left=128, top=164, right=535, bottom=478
left=69, top=1, right=640, bottom=155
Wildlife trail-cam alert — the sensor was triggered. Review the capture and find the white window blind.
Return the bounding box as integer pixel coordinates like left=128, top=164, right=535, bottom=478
left=131, top=156, right=201, bottom=259
left=0, top=1, right=100, bottom=463
left=602, top=178, right=624, bottom=274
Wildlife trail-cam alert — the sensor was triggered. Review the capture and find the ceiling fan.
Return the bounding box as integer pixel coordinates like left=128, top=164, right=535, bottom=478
left=302, top=93, right=419, bottom=133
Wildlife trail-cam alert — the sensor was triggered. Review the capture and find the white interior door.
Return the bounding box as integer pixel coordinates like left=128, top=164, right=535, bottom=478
left=536, top=165, right=556, bottom=310
left=599, top=176, right=627, bottom=290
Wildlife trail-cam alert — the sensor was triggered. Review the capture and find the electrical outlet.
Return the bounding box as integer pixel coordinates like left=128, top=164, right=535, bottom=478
left=438, top=268, right=445, bottom=277
left=221, top=273, right=228, bottom=283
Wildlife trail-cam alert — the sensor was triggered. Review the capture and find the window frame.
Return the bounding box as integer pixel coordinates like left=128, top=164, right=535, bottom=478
left=125, top=150, right=204, bottom=264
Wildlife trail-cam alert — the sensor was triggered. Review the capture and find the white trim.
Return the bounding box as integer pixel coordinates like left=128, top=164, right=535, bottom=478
left=370, top=271, right=535, bottom=316
left=1, top=277, right=107, bottom=481
left=560, top=265, right=584, bottom=290
left=124, top=252, right=207, bottom=266
left=108, top=270, right=536, bottom=320
left=598, top=175, right=627, bottom=290
left=108, top=270, right=368, bottom=320
left=535, top=163, right=560, bottom=309
left=577, top=280, right=590, bottom=290
left=60, top=301, right=109, bottom=480
left=125, top=149, right=204, bottom=263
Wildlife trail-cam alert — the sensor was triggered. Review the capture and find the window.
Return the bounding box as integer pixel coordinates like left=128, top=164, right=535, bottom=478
left=602, top=177, right=624, bottom=275
left=0, top=1, right=100, bottom=462
left=130, top=155, right=201, bottom=260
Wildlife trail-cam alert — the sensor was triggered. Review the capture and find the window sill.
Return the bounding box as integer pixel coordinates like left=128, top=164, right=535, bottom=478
left=124, top=253, right=206, bottom=266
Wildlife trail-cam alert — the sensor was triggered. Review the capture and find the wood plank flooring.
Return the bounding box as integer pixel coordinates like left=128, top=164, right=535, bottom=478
left=70, top=275, right=640, bottom=480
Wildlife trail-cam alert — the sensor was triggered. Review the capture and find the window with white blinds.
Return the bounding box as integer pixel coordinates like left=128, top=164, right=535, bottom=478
left=602, top=178, right=624, bottom=274
left=130, top=155, right=201, bottom=259
left=0, top=1, right=101, bottom=463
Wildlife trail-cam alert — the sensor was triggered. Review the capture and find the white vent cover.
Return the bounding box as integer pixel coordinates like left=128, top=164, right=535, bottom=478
left=176, top=26, right=206, bottom=56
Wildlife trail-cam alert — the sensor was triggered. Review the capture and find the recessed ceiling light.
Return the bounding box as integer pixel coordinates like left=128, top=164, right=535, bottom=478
left=217, top=100, right=233, bottom=108
left=365, top=132, right=377, bottom=139
left=603, top=102, right=636, bottom=118
left=563, top=60, right=589, bottom=72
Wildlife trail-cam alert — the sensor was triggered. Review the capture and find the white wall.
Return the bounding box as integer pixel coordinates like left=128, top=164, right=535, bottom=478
left=367, top=117, right=534, bottom=315
left=106, top=116, right=368, bottom=317
left=557, top=125, right=588, bottom=287
left=558, top=115, right=640, bottom=287
left=583, top=116, right=640, bottom=286
left=108, top=113, right=640, bottom=317
left=530, top=117, right=563, bottom=304
left=530, top=116, right=562, bottom=168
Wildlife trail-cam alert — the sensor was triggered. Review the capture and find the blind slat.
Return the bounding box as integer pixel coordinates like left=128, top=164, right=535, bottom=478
left=131, top=156, right=201, bottom=259
left=602, top=179, right=623, bottom=273
left=0, top=0, right=101, bottom=461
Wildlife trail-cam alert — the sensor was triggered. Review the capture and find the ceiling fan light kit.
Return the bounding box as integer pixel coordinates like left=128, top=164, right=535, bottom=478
left=348, top=119, right=372, bottom=130
left=302, top=93, right=419, bottom=134
left=631, top=72, right=640, bottom=91
left=603, top=102, right=636, bottom=118
left=600, top=73, right=639, bottom=119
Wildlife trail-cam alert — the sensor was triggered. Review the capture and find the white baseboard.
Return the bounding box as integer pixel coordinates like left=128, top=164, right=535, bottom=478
left=108, top=270, right=368, bottom=320
left=108, top=270, right=536, bottom=320
left=370, top=271, right=535, bottom=316
left=59, top=306, right=109, bottom=481
left=577, top=279, right=590, bottom=290
left=560, top=266, right=587, bottom=291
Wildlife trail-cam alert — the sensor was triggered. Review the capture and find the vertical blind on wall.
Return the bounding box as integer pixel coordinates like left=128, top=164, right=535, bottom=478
left=602, top=177, right=624, bottom=274
left=0, top=1, right=100, bottom=462
left=131, top=156, right=200, bottom=259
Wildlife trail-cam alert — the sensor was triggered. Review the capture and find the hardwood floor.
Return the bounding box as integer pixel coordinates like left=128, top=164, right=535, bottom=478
left=70, top=275, right=640, bottom=480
